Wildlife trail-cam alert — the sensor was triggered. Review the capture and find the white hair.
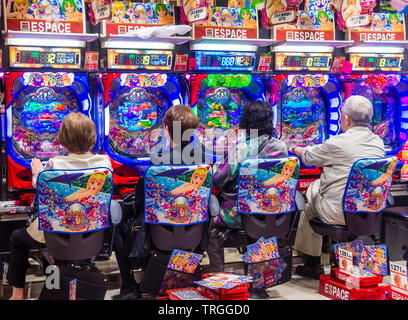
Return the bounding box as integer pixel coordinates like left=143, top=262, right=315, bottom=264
left=342, top=95, right=373, bottom=127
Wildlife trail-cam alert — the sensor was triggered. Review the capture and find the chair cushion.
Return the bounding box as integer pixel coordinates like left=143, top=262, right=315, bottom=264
left=382, top=207, right=408, bottom=221
left=309, top=218, right=356, bottom=243
left=382, top=206, right=408, bottom=231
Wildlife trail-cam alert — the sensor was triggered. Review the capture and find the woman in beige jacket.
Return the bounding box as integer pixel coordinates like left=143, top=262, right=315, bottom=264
left=8, top=112, right=112, bottom=300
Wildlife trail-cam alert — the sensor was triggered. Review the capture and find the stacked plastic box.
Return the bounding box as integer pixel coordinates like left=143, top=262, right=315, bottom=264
left=319, top=268, right=386, bottom=300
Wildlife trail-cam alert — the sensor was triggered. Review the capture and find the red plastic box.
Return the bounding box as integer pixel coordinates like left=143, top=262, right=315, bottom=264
left=200, top=287, right=249, bottom=300
left=319, top=274, right=386, bottom=300
left=333, top=268, right=383, bottom=288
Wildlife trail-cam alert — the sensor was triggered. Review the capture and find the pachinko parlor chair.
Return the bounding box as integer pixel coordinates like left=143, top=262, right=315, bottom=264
left=309, top=156, right=398, bottom=273
left=236, top=157, right=303, bottom=298
left=34, top=168, right=120, bottom=300
left=140, top=164, right=213, bottom=295
left=381, top=192, right=408, bottom=263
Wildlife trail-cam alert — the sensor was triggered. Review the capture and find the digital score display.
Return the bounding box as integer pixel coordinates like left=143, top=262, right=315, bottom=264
left=275, top=52, right=332, bottom=71
left=350, top=53, right=404, bottom=71
left=10, top=47, right=81, bottom=69
left=107, top=49, right=172, bottom=70
left=195, top=51, right=256, bottom=71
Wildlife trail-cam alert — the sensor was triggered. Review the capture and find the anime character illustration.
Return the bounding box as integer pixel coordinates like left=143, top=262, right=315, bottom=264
left=341, top=0, right=361, bottom=24
left=387, top=13, right=404, bottom=32
left=145, top=165, right=212, bottom=226
left=240, top=8, right=257, bottom=28
left=62, top=0, right=83, bottom=21
left=7, top=0, right=34, bottom=19
left=344, top=158, right=397, bottom=212
left=229, top=0, right=244, bottom=7
left=155, top=4, right=174, bottom=25
left=266, top=0, right=287, bottom=17
left=297, top=11, right=311, bottom=27
left=183, top=0, right=202, bottom=14
left=238, top=158, right=299, bottom=215
left=317, top=10, right=333, bottom=30
left=217, top=8, right=233, bottom=26
left=131, top=3, right=147, bottom=23
left=371, top=12, right=384, bottom=29
left=112, top=1, right=130, bottom=23
left=171, top=167, right=209, bottom=196
left=263, top=159, right=297, bottom=187
left=65, top=170, right=108, bottom=202
left=37, top=169, right=112, bottom=233
left=371, top=160, right=397, bottom=186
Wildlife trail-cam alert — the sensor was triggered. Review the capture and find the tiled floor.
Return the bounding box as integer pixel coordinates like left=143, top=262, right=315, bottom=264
left=0, top=249, right=336, bottom=300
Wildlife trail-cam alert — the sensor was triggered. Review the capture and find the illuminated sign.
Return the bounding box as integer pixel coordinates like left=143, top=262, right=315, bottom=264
left=364, top=74, right=401, bottom=88
left=120, top=73, right=167, bottom=87
left=350, top=54, right=404, bottom=72
left=23, top=72, right=75, bottom=87
left=204, top=74, right=252, bottom=88
left=288, top=74, right=328, bottom=87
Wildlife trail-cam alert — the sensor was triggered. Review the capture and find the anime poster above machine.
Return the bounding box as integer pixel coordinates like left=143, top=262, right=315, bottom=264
left=102, top=2, right=175, bottom=35
left=182, top=3, right=258, bottom=39
left=346, top=12, right=405, bottom=41
left=3, top=0, right=85, bottom=33
left=272, top=10, right=335, bottom=41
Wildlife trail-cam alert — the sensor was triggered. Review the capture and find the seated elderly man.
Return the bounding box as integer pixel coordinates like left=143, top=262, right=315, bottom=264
left=290, top=95, right=385, bottom=279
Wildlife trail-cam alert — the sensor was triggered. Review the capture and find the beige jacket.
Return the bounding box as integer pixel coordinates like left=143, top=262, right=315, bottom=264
left=27, top=153, right=112, bottom=243
left=301, top=126, right=385, bottom=224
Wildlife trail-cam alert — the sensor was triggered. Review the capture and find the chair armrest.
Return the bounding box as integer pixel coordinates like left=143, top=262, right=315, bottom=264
left=110, top=200, right=122, bottom=226
left=295, top=191, right=305, bottom=212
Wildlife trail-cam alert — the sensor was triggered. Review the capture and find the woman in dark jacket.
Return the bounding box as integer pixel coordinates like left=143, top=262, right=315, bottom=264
left=113, top=105, right=206, bottom=300
left=207, top=101, right=288, bottom=272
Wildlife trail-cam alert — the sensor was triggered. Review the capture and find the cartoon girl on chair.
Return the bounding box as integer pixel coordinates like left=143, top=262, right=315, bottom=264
left=170, top=167, right=209, bottom=223
left=263, top=159, right=297, bottom=188
left=63, top=170, right=109, bottom=232
left=65, top=170, right=108, bottom=202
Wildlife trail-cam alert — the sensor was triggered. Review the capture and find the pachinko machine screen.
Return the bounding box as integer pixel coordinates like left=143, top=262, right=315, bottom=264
left=192, top=74, right=265, bottom=153
left=345, top=74, right=400, bottom=148
left=107, top=74, right=170, bottom=158
left=278, top=76, right=328, bottom=148
left=11, top=78, right=80, bottom=159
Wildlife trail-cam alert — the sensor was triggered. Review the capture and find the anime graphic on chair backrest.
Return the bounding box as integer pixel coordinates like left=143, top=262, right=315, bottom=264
left=237, top=157, right=300, bottom=215
left=37, top=168, right=113, bottom=233
left=144, top=164, right=213, bottom=226
left=343, top=157, right=398, bottom=213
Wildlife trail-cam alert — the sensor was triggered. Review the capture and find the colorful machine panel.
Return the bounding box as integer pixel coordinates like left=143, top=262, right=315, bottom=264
left=341, top=74, right=408, bottom=155
left=190, top=73, right=266, bottom=155
left=103, top=73, right=183, bottom=168
left=195, top=51, right=256, bottom=72
left=144, top=164, right=213, bottom=226
left=4, top=72, right=93, bottom=189
left=107, top=49, right=173, bottom=71
left=37, top=168, right=113, bottom=233
left=10, top=47, right=81, bottom=69
left=343, top=157, right=397, bottom=213
left=238, top=157, right=300, bottom=215
left=276, top=74, right=342, bottom=148
left=103, top=2, right=175, bottom=35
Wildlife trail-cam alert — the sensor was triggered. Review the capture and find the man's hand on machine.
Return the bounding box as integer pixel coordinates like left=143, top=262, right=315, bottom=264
left=289, top=146, right=304, bottom=159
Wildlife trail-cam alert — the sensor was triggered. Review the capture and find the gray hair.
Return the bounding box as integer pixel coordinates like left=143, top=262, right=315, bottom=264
left=341, top=95, right=373, bottom=127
